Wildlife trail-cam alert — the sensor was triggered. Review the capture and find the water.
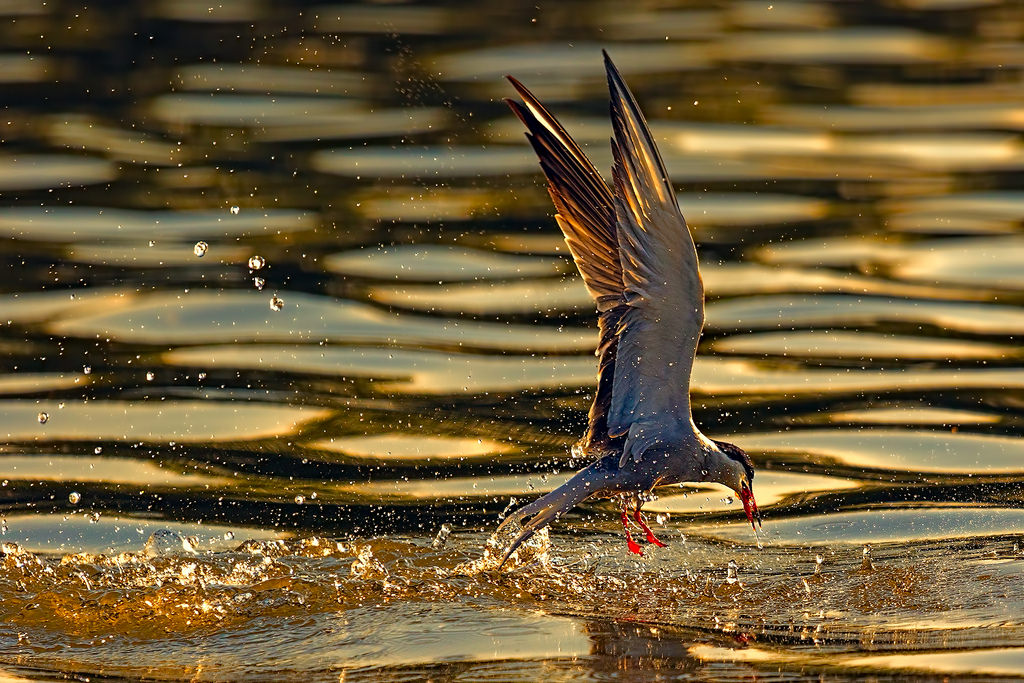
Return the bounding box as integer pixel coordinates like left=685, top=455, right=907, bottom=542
left=1, top=0, right=1023, bottom=680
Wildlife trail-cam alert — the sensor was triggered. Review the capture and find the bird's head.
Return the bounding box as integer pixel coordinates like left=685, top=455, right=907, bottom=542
left=711, top=440, right=761, bottom=531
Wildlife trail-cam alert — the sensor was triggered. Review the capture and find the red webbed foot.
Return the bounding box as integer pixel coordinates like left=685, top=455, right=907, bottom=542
left=620, top=509, right=644, bottom=556
left=634, top=509, right=667, bottom=548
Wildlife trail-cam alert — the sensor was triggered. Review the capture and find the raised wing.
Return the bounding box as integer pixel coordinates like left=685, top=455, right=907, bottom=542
left=505, top=78, right=621, bottom=309
left=603, top=51, right=706, bottom=466
left=505, top=77, right=626, bottom=450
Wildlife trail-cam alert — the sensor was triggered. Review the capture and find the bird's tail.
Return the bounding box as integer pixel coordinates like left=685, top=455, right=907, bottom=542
left=496, top=460, right=610, bottom=568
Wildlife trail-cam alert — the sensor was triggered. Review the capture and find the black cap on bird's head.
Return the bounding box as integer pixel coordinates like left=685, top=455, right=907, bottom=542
left=713, top=440, right=761, bottom=531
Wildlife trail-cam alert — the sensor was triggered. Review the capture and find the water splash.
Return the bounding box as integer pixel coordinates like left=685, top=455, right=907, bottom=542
left=350, top=544, right=388, bottom=579
left=497, top=497, right=518, bottom=521
left=452, top=527, right=551, bottom=575
left=143, top=529, right=197, bottom=557
left=431, top=523, right=452, bottom=548
left=860, top=545, right=875, bottom=571
left=726, top=559, right=740, bottom=585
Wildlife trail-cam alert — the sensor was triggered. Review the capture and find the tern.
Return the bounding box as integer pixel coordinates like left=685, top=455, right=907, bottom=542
left=498, top=52, right=760, bottom=566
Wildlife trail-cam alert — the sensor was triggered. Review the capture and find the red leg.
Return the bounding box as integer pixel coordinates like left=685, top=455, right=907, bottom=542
left=633, top=508, right=667, bottom=548
left=620, top=509, right=643, bottom=555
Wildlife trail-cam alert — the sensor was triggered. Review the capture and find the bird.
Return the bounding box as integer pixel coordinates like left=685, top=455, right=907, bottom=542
left=497, top=51, right=760, bottom=567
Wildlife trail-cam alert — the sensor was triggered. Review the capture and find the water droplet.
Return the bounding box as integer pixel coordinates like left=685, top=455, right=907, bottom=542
left=248, top=255, right=265, bottom=270
left=294, top=494, right=305, bottom=505
left=68, top=492, right=81, bottom=504
left=269, top=295, right=284, bottom=311
left=309, top=492, right=317, bottom=500
left=253, top=276, right=265, bottom=290
left=37, top=412, right=48, bottom=424
left=94, top=446, right=102, bottom=454
left=145, top=371, right=155, bottom=381
left=726, top=559, right=740, bottom=585
left=498, top=497, right=518, bottom=521
left=144, top=529, right=197, bottom=557
left=230, top=206, right=240, bottom=215
left=87, top=511, right=101, bottom=524
left=431, top=523, right=452, bottom=549
left=860, top=545, right=875, bottom=571
left=223, top=531, right=235, bottom=540
left=83, top=365, right=92, bottom=374
left=198, top=372, right=207, bottom=380
left=193, top=241, right=208, bottom=257
left=814, top=554, right=824, bottom=575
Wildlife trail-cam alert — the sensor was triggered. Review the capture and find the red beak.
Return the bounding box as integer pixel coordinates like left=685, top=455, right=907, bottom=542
left=740, top=483, right=762, bottom=531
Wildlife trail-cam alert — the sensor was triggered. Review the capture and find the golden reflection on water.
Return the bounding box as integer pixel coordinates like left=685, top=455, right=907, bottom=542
left=343, top=472, right=574, bottom=502
left=1, top=0, right=1024, bottom=679
left=0, top=400, right=330, bottom=443
left=644, top=470, right=860, bottom=514
left=0, top=154, right=116, bottom=190
left=819, top=406, right=1003, bottom=425
left=0, top=455, right=229, bottom=487
left=45, top=290, right=594, bottom=351
left=692, top=646, right=1024, bottom=678
left=308, top=433, right=519, bottom=464
left=164, top=345, right=598, bottom=394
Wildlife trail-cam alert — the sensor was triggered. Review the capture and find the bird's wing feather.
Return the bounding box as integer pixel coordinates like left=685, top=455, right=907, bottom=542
left=505, top=78, right=626, bottom=450
left=505, top=78, right=621, bottom=309
left=603, top=51, right=705, bottom=466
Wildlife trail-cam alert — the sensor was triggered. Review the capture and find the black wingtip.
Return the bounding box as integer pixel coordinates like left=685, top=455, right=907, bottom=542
left=504, top=76, right=536, bottom=122
left=506, top=75, right=544, bottom=113
left=506, top=75, right=532, bottom=97
left=602, top=50, right=621, bottom=82
left=603, top=50, right=628, bottom=98
left=504, top=97, right=530, bottom=127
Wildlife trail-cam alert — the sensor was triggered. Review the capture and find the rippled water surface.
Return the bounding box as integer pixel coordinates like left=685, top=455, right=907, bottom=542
left=2, top=1, right=1024, bottom=680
